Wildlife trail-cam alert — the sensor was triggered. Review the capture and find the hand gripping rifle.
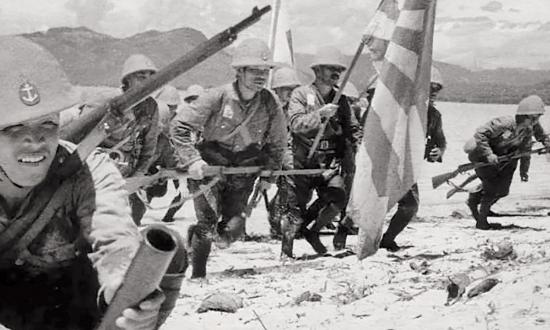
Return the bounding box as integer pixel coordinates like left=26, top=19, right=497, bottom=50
left=432, top=146, right=549, bottom=189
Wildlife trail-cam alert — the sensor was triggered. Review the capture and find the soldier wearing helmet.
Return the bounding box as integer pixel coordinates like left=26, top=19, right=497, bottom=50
left=0, top=36, right=179, bottom=330
left=465, top=94, right=550, bottom=230
left=170, top=38, right=287, bottom=278
left=100, top=54, right=160, bottom=225
left=132, top=85, right=184, bottom=224
left=265, top=66, right=301, bottom=238
left=280, top=46, right=360, bottom=258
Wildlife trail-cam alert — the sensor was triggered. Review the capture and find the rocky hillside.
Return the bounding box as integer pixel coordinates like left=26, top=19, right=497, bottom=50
left=20, top=27, right=550, bottom=104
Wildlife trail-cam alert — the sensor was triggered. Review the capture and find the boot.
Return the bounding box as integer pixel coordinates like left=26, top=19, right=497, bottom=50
left=333, top=224, right=348, bottom=250
left=302, top=228, right=327, bottom=254
left=188, top=224, right=212, bottom=278
left=466, top=191, right=482, bottom=221
left=476, top=197, right=501, bottom=230
left=280, top=214, right=300, bottom=258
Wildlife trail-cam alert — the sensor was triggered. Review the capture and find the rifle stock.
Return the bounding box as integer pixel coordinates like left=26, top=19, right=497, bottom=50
left=446, top=173, right=478, bottom=199
left=60, top=5, right=272, bottom=162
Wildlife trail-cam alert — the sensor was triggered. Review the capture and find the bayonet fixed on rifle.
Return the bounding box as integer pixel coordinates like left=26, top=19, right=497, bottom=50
left=123, top=166, right=329, bottom=194
left=60, top=5, right=272, bottom=164
left=432, top=146, right=549, bottom=189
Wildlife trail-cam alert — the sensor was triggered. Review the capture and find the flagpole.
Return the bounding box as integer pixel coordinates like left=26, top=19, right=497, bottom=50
left=306, top=36, right=366, bottom=160
left=267, top=0, right=282, bottom=88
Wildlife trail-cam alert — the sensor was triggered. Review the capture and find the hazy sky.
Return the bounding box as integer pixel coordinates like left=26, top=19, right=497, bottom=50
left=2, top=0, right=549, bottom=70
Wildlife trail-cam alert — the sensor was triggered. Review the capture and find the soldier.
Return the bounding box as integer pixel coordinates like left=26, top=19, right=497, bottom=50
left=379, top=68, right=447, bottom=251
left=267, top=67, right=301, bottom=238
left=281, top=46, right=359, bottom=258
left=170, top=38, right=287, bottom=278
left=0, top=36, right=185, bottom=330
left=133, top=85, right=184, bottom=224
left=465, top=95, right=550, bottom=230
left=101, top=54, right=160, bottom=225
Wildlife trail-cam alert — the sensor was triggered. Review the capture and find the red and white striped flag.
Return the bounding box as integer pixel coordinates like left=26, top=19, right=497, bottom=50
left=347, top=0, right=436, bottom=260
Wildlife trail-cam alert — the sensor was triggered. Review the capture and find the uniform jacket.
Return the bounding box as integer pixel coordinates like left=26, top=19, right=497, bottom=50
left=424, top=104, right=447, bottom=162
left=101, top=97, right=159, bottom=177
left=0, top=141, right=141, bottom=329
left=469, top=116, right=548, bottom=162
left=287, top=83, right=360, bottom=168
left=170, top=81, right=287, bottom=170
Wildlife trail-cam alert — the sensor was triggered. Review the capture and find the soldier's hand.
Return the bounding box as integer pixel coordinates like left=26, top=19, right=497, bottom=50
left=188, top=159, right=208, bottom=180
left=486, top=154, right=499, bottom=164
left=116, top=290, right=165, bottom=330
left=428, top=147, right=443, bottom=161
left=318, top=104, right=339, bottom=118
left=520, top=173, right=529, bottom=182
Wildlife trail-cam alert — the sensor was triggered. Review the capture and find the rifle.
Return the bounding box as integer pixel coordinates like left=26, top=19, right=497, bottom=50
left=432, top=146, right=549, bottom=189
left=59, top=5, right=272, bottom=164
left=123, top=166, right=328, bottom=194
left=446, top=173, right=478, bottom=199
left=306, top=37, right=366, bottom=160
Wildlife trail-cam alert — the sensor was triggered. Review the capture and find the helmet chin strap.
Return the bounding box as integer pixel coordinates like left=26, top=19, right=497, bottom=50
left=0, top=165, right=24, bottom=189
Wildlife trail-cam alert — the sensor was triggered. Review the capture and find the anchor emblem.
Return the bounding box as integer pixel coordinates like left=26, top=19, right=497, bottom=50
left=19, top=81, right=40, bottom=106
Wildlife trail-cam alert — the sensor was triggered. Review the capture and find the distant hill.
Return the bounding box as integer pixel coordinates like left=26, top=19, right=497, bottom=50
left=20, top=27, right=550, bottom=104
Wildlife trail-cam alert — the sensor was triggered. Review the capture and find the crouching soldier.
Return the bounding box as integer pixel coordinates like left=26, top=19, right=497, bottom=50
left=171, top=38, right=287, bottom=278
left=281, top=46, right=359, bottom=258
left=465, top=95, right=550, bottom=230
left=0, top=36, right=186, bottom=330
left=101, top=54, right=160, bottom=225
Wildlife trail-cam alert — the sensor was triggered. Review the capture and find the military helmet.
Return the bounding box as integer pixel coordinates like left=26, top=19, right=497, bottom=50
left=0, top=36, right=80, bottom=128
left=120, top=54, right=158, bottom=83
left=517, top=95, right=545, bottom=115
left=231, top=38, right=275, bottom=68
left=156, top=85, right=181, bottom=106
left=271, top=67, right=301, bottom=89
left=310, top=46, right=347, bottom=70
left=431, top=66, right=444, bottom=88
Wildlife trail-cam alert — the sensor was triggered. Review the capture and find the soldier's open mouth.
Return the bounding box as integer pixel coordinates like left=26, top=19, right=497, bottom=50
left=18, top=155, right=46, bottom=164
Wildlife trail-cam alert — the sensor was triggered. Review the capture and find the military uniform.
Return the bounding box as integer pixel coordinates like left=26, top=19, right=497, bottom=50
left=0, top=142, right=141, bottom=330
left=466, top=116, right=549, bottom=225
left=171, top=81, right=286, bottom=277
left=380, top=104, right=446, bottom=249
left=100, top=97, right=159, bottom=224
left=281, top=82, right=359, bottom=256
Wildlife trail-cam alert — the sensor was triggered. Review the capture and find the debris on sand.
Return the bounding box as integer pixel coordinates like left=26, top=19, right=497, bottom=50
left=294, top=291, right=322, bottom=305
left=467, top=278, right=500, bottom=298
left=450, top=210, right=469, bottom=219
left=481, top=240, right=517, bottom=260
left=446, top=273, right=471, bottom=305
left=197, top=292, right=244, bottom=313
left=410, top=260, right=431, bottom=275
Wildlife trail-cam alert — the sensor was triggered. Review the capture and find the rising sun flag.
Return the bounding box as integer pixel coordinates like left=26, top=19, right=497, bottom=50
left=346, top=0, right=437, bottom=260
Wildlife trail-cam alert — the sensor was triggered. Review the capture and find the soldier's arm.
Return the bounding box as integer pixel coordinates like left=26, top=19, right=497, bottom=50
left=473, top=117, right=510, bottom=159
left=75, top=150, right=141, bottom=302
left=429, top=109, right=447, bottom=161
left=263, top=96, right=288, bottom=171
left=134, top=99, right=160, bottom=175
left=170, top=89, right=219, bottom=167
left=288, top=88, right=322, bottom=134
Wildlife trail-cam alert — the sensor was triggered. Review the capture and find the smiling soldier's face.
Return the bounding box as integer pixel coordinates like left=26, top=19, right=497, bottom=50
left=0, top=113, right=59, bottom=187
